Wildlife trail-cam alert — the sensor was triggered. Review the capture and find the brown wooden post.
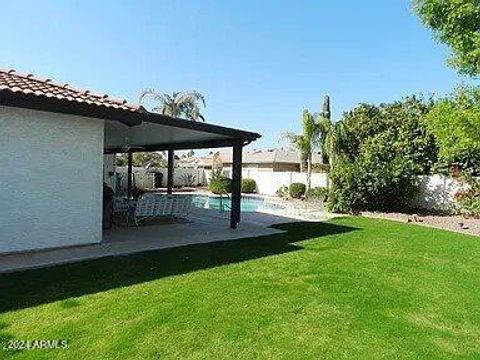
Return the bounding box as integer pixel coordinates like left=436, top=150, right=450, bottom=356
left=127, top=151, right=133, bottom=198
left=231, top=142, right=242, bottom=229
left=167, top=149, right=174, bottom=195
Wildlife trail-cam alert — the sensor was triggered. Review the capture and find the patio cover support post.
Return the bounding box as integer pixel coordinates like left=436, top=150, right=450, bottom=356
left=230, top=142, right=242, bottom=229
left=127, top=151, right=133, bottom=198
left=167, top=149, right=174, bottom=195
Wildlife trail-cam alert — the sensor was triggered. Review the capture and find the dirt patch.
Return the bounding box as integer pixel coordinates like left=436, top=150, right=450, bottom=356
left=361, top=211, right=480, bottom=237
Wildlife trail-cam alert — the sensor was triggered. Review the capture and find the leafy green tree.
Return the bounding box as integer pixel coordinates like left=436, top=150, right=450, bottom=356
left=324, top=119, right=349, bottom=167
left=139, top=89, right=206, bottom=121
left=414, top=0, right=480, bottom=76
left=426, top=86, right=480, bottom=175
left=328, top=96, right=438, bottom=212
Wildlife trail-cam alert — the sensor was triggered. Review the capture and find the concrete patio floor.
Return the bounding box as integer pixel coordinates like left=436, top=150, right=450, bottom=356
left=0, top=208, right=312, bottom=274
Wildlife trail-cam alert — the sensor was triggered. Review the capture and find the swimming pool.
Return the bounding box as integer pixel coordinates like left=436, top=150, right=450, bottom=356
left=190, top=194, right=284, bottom=213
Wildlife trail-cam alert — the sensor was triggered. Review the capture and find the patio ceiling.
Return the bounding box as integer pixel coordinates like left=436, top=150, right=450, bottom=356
left=104, top=114, right=259, bottom=153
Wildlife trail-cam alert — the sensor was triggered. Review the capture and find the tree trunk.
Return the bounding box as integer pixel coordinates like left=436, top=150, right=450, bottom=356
left=325, top=159, right=333, bottom=202
left=300, top=152, right=308, bottom=172
left=307, top=154, right=312, bottom=191
left=322, top=153, right=329, bottom=166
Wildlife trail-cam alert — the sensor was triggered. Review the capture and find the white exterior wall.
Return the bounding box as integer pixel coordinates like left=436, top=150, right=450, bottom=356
left=103, top=154, right=116, bottom=189
left=0, top=106, right=104, bottom=254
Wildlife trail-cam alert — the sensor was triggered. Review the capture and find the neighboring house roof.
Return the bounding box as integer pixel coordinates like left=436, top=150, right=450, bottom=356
left=238, top=148, right=323, bottom=165
left=178, top=148, right=323, bottom=167
left=0, top=69, right=261, bottom=147
left=179, top=156, right=214, bottom=168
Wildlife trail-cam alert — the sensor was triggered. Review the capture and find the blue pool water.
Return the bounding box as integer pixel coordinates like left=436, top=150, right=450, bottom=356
left=190, top=195, right=284, bottom=213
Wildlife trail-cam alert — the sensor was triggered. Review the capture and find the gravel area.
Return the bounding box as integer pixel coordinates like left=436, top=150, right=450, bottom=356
left=361, top=211, right=480, bottom=237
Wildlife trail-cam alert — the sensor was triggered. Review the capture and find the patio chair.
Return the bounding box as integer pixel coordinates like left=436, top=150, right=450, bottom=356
left=151, top=194, right=192, bottom=219
left=169, top=195, right=193, bottom=219
left=153, top=194, right=173, bottom=217
left=133, top=194, right=193, bottom=227
left=133, top=195, right=156, bottom=226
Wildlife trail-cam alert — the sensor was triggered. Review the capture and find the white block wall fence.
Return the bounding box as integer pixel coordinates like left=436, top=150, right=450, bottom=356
left=207, top=169, right=463, bottom=211
left=116, top=167, right=206, bottom=193
left=203, top=168, right=327, bottom=196
left=241, top=169, right=328, bottom=196
left=0, top=106, right=104, bottom=253
left=119, top=166, right=460, bottom=212
left=413, top=175, right=463, bottom=212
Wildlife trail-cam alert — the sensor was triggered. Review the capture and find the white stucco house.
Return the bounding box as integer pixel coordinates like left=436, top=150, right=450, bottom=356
left=0, top=69, right=260, bottom=255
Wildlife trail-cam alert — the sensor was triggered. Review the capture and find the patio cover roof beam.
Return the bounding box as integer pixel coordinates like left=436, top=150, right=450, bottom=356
left=142, top=113, right=259, bottom=141
left=104, top=138, right=253, bottom=154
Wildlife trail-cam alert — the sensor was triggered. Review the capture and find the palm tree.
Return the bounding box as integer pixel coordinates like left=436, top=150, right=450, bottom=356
left=283, top=96, right=338, bottom=192
left=139, top=89, right=206, bottom=121
left=283, top=110, right=320, bottom=190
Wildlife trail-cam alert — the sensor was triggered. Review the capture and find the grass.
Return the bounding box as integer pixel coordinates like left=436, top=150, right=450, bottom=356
left=1, top=216, right=480, bottom=359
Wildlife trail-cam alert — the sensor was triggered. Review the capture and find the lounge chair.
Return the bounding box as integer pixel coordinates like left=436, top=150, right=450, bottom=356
left=168, top=195, right=193, bottom=219
left=133, top=195, right=156, bottom=226
left=133, top=194, right=193, bottom=226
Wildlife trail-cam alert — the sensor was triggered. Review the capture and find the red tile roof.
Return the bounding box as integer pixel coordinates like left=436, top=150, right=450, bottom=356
left=0, top=69, right=140, bottom=112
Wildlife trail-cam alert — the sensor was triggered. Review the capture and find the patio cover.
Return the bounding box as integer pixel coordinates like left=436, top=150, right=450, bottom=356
left=0, top=69, right=261, bottom=228
left=103, top=111, right=259, bottom=153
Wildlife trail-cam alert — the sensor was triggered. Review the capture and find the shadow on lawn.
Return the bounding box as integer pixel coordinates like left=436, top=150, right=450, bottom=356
left=0, top=221, right=357, bottom=313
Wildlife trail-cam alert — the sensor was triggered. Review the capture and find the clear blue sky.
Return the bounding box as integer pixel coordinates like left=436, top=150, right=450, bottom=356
left=1, top=0, right=469, bottom=149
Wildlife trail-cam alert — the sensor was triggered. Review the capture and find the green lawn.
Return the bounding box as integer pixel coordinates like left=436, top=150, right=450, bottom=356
left=1, top=217, right=480, bottom=359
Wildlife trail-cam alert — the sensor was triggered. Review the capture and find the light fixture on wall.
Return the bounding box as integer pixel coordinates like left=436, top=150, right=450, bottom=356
left=121, top=136, right=145, bottom=152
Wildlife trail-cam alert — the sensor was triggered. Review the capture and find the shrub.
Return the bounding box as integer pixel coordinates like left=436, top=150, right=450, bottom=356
left=328, top=154, right=419, bottom=213
left=276, top=185, right=289, bottom=198
left=426, top=86, right=480, bottom=175
left=289, top=183, right=306, bottom=199
left=306, top=186, right=328, bottom=201
left=209, top=175, right=232, bottom=194
left=241, top=178, right=257, bottom=193
left=327, top=97, right=436, bottom=213
left=455, top=177, right=480, bottom=217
